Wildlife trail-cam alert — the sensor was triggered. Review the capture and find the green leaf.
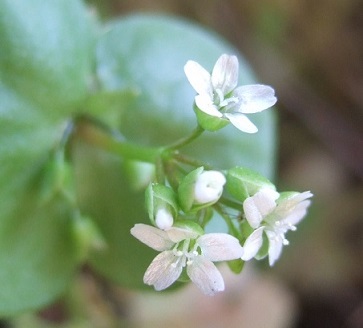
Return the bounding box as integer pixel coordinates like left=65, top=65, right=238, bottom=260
left=0, top=0, right=95, bottom=315
left=0, top=0, right=95, bottom=112
left=72, top=139, right=156, bottom=289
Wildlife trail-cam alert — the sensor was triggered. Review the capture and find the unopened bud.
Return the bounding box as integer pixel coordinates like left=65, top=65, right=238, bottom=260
left=155, top=208, right=174, bottom=230
left=194, top=171, right=226, bottom=204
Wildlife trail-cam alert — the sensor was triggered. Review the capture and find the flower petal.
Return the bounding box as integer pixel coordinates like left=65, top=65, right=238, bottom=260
left=275, top=191, right=313, bottom=226
left=241, top=227, right=264, bottom=261
left=283, top=200, right=311, bottom=226
left=187, top=256, right=224, bottom=296
left=211, top=54, right=239, bottom=95
left=197, top=233, right=243, bottom=261
left=195, top=94, right=223, bottom=117
left=224, top=112, right=258, bottom=133
left=265, top=230, right=283, bottom=266
left=130, top=224, right=174, bottom=251
left=243, top=188, right=279, bottom=228
left=184, top=60, right=213, bottom=97
left=143, top=251, right=182, bottom=291
left=232, top=84, right=277, bottom=113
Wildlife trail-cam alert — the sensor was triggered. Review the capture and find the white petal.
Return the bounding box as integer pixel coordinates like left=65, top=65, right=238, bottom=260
left=243, top=188, right=279, bottom=228
left=224, top=113, right=258, bottom=133
left=211, top=54, right=239, bottom=95
left=291, top=191, right=313, bottom=204
left=195, top=94, right=223, bottom=117
left=197, top=233, right=244, bottom=261
left=187, top=257, right=224, bottom=296
left=232, top=84, right=277, bottom=113
left=130, top=224, right=174, bottom=251
left=276, top=191, right=313, bottom=226
left=265, top=230, right=283, bottom=266
left=283, top=200, right=311, bottom=226
left=184, top=60, right=213, bottom=97
left=144, top=251, right=182, bottom=291
left=241, top=227, right=264, bottom=261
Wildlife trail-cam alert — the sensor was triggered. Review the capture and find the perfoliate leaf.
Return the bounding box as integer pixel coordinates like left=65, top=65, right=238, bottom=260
left=0, top=0, right=95, bottom=315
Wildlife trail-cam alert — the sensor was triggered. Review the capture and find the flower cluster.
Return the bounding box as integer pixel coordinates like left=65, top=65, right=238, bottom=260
left=130, top=54, right=313, bottom=296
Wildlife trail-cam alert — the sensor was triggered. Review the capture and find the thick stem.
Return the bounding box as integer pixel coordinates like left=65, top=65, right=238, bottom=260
left=73, top=118, right=161, bottom=163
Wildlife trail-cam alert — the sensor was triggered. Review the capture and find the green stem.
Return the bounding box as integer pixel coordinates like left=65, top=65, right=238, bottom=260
left=164, top=125, right=204, bottom=151
left=219, top=197, right=243, bottom=211
left=171, top=153, right=212, bottom=170
left=214, top=204, right=241, bottom=238
left=73, top=118, right=161, bottom=163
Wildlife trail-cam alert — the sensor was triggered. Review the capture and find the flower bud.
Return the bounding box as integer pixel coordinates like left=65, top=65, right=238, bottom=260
left=194, top=170, right=226, bottom=204
left=155, top=208, right=174, bottom=230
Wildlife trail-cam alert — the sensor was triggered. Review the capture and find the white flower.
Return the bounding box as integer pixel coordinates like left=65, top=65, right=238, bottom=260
left=184, top=54, right=277, bottom=133
left=131, top=223, right=244, bottom=295
left=194, top=170, right=226, bottom=204
left=241, top=188, right=313, bottom=266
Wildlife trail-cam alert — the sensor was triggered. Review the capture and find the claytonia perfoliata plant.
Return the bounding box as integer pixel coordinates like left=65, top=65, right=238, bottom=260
left=184, top=54, right=277, bottom=133
left=129, top=54, right=313, bottom=295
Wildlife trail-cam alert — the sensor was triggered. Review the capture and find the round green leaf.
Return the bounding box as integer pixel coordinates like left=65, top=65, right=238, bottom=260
left=0, top=0, right=95, bottom=315
left=0, top=0, right=94, bottom=113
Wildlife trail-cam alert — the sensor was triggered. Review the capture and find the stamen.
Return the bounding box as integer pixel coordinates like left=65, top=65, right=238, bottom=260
left=215, top=89, right=225, bottom=105
left=220, top=96, right=239, bottom=107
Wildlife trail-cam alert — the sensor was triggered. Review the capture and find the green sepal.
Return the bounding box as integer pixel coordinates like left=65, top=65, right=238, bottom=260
left=239, top=219, right=255, bottom=243
left=227, top=258, right=245, bottom=274
left=194, top=104, right=229, bottom=131
left=226, top=167, right=275, bottom=202
left=178, top=166, right=204, bottom=212
left=199, top=207, right=214, bottom=228
left=145, top=183, right=179, bottom=225
left=177, top=269, right=190, bottom=283
left=173, top=220, right=204, bottom=237
left=255, top=232, right=269, bottom=260
left=277, top=191, right=299, bottom=203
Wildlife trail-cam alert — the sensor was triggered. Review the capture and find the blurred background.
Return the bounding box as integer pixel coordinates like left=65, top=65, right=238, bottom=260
left=10, top=0, right=363, bottom=327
